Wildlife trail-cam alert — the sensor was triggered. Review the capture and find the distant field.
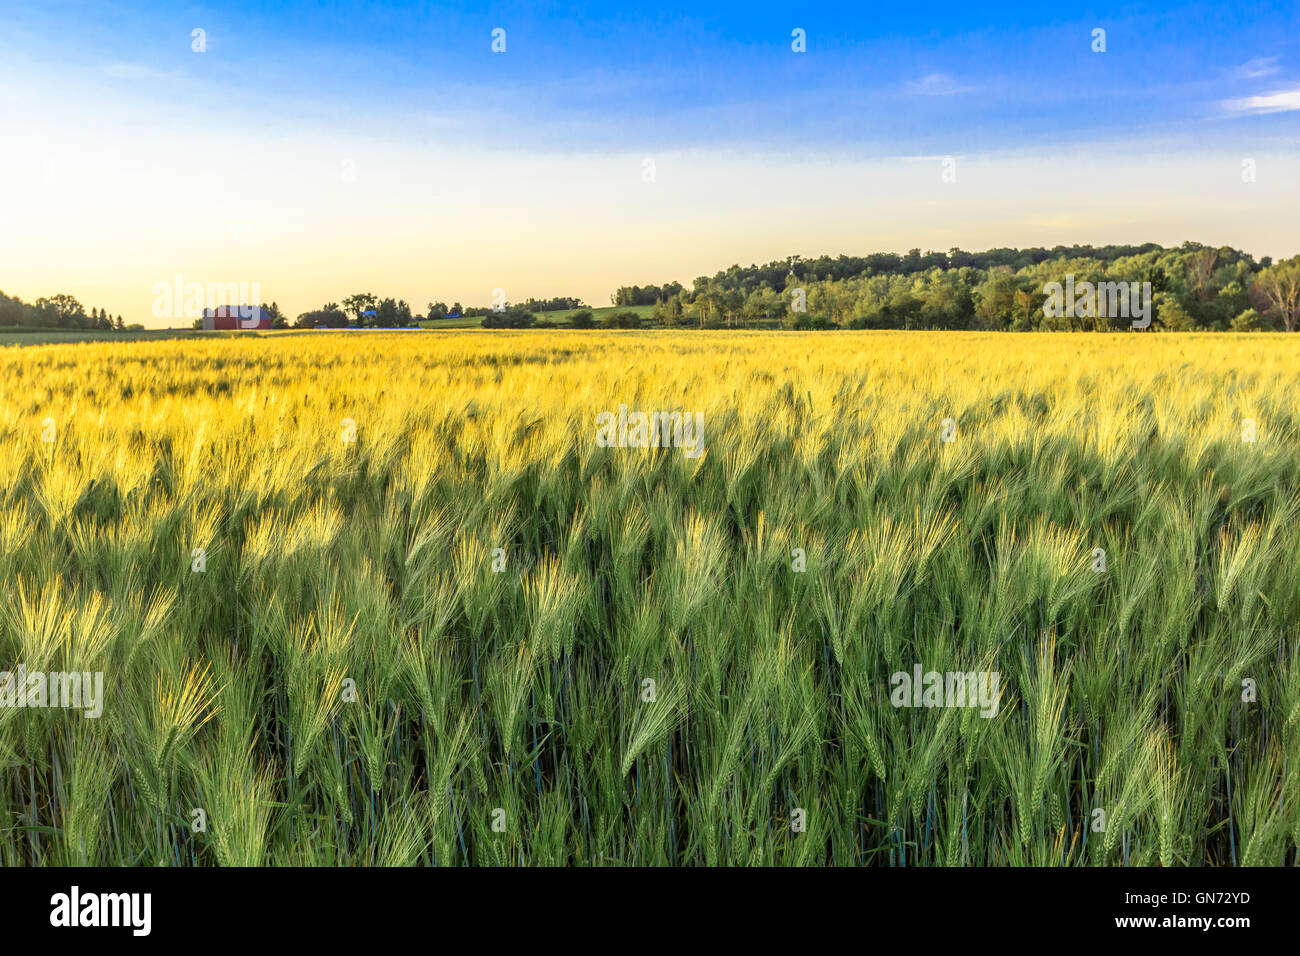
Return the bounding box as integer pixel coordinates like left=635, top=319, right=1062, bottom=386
left=0, top=328, right=197, bottom=346
left=4, top=327, right=463, bottom=344
left=421, top=304, right=658, bottom=329
left=4, top=305, right=662, bottom=341
left=3, top=331, right=1299, bottom=866
left=417, top=316, right=487, bottom=329
left=540, top=304, right=656, bottom=324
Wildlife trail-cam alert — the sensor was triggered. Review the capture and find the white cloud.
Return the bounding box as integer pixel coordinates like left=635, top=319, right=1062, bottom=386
left=1235, top=56, right=1280, bottom=79
left=1223, top=88, right=1300, bottom=115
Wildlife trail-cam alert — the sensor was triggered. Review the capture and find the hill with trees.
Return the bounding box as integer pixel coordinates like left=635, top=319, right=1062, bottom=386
left=12, top=243, right=1298, bottom=335
left=634, top=243, right=1299, bottom=332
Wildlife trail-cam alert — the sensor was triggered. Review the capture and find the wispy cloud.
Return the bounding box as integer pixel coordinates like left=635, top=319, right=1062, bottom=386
left=1234, top=56, right=1280, bottom=79
left=1223, top=88, right=1300, bottom=116
left=905, top=73, right=975, bottom=96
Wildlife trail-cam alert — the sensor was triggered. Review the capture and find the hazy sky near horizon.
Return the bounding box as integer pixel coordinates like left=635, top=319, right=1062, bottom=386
left=2, top=0, right=1298, bottom=325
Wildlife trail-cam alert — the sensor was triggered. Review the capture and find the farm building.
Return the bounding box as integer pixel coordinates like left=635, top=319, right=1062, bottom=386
left=202, top=305, right=271, bottom=330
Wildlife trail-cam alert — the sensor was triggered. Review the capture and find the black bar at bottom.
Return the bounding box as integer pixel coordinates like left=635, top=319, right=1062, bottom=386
left=1, top=865, right=1288, bottom=943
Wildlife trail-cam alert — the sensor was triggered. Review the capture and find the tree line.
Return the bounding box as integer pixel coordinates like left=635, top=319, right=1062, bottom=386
left=462, top=243, right=1299, bottom=333
left=618, top=243, right=1300, bottom=332
left=0, top=291, right=129, bottom=330
left=14, top=242, right=1297, bottom=334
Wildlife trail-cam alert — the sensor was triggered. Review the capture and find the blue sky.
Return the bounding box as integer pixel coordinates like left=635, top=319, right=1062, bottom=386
left=14, top=1, right=1298, bottom=152
left=1, top=1, right=1297, bottom=321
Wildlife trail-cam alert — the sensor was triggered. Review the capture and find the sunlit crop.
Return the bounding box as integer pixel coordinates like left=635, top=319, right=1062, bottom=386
left=1, top=330, right=1298, bottom=865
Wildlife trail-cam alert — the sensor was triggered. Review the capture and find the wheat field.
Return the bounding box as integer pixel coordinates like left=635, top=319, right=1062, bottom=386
left=1, top=330, right=1298, bottom=866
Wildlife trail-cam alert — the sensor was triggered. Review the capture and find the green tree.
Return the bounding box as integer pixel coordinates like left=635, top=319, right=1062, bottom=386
left=35, top=293, right=86, bottom=328
left=1231, top=308, right=1270, bottom=332
left=342, top=293, right=377, bottom=325
left=295, top=306, right=347, bottom=328
left=1012, top=288, right=1039, bottom=331
left=974, top=272, right=1020, bottom=330
left=376, top=297, right=399, bottom=327
left=260, top=302, right=286, bottom=327
left=1253, top=257, right=1300, bottom=332
left=1154, top=292, right=1196, bottom=331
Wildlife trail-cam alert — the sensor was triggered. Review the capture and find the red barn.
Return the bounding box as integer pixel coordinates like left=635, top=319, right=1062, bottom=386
left=202, top=306, right=271, bottom=330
